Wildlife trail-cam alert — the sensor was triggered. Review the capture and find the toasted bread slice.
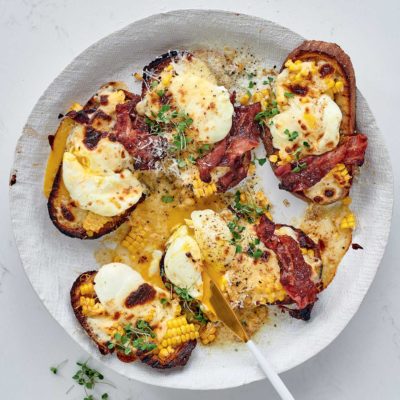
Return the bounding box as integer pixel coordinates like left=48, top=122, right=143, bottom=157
left=262, top=41, right=367, bottom=205
left=48, top=168, right=143, bottom=239
left=283, top=40, right=356, bottom=134
left=46, top=82, right=145, bottom=239
left=142, top=50, right=188, bottom=96
left=71, top=270, right=197, bottom=369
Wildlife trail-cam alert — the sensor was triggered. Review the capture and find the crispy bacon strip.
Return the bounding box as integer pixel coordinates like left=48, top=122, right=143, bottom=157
left=114, top=98, right=168, bottom=170
left=197, top=103, right=261, bottom=192
left=275, top=134, right=368, bottom=193
left=255, top=215, right=320, bottom=309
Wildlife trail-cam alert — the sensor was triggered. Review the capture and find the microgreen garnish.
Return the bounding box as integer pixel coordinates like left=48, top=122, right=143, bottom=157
left=160, top=297, right=169, bottom=305
left=73, top=360, right=104, bottom=389
left=254, top=100, right=280, bottom=125
left=284, top=92, right=295, bottom=98
left=177, top=159, right=187, bottom=168
left=102, top=394, right=109, bottom=400
left=197, top=144, right=210, bottom=155
left=246, top=89, right=252, bottom=98
left=303, top=141, right=310, bottom=148
left=161, top=195, right=174, bottom=203
left=247, top=72, right=256, bottom=79
left=231, top=190, right=268, bottom=223
left=168, top=112, right=194, bottom=156
left=227, top=215, right=264, bottom=259
left=49, top=359, right=68, bottom=375
left=156, top=89, right=165, bottom=97
left=227, top=220, right=246, bottom=250
left=247, top=238, right=264, bottom=259
left=150, top=80, right=158, bottom=89
left=284, top=129, right=299, bottom=142
left=254, top=157, right=267, bottom=166
left=292, top=162, right=307, bottom=173
left=107, top=321, right=157, bottom=355
left=248, top=81, right=255, bottom=89
left=172, top=285, right=208, bottom=324
left=188, top=154, right=197, bottom=164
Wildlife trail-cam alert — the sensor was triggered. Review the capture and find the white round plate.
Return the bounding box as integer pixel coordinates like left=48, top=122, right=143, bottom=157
left=9, top=10, right=393, bottom=390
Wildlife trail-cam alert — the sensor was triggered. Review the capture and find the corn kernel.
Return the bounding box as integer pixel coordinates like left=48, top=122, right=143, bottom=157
left=261, top=88, right=270, bottom=97
left=252, top=92, right=263, bottom=102
left=159, top=348, right=169, bottom=358
left=165, top=64, right=174, bottom=72
left=133, top=72, right=143, bottom=81
left=240, top=94, right=250, bottom=105
left=325, top=78, right=335, bottom=89
left=68, top=102, right=83, bottom=112
left=334, top=80, right=344, bottom=93
left=161, top=73, right=172, bottom=86
left=269, top=154, right=278, bottom=163
left=208, top=334, right=216, bottom=342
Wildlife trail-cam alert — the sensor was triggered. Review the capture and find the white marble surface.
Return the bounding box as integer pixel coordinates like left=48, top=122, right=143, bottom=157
left=1, top=0, right=399, bottom=399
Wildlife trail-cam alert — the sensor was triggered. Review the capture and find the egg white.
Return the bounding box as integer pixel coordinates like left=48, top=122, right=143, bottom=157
left=93, top=262, right=178, bottom=338
left=62, top=152, right=143, bottom=217
left=137, top=56, right=234, bottom=144
left=164, top=225, right=203, bottom=299
left=270, top=95, right=342, bottom=159
left=191, top=209, right=235, bottom=268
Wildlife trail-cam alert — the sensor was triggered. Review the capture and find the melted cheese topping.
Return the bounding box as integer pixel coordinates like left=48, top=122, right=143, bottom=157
left=270, top=95, right=342, bottom=159
left=303, top=168, right=348, bottom=204
left=66, top=125, right=132, bottom=174
left=62, top=152, right=143, bottom=217
left=275, top=61, right=333, bottom=105
left=137, top=56, right=234, bottom=144
left=94, top=263, right=178, bottom=339
left=224, top=249, right=283, bottom=308
left=191, top=209, right=235, bottom=270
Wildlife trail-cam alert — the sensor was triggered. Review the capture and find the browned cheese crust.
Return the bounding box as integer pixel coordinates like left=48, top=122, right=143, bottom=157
left=47, top=82, right=145, bottom=239
left=48, top=167, right=144, bottom=239
left=70, top=270, right=197, bottom=369
left=70, top=271, right=112, bottom=355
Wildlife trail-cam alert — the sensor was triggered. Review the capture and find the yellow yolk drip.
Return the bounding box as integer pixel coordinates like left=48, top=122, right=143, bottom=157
left=117, top=179, right=228, bottom=289
left=43, top=117, right=76, bottom=198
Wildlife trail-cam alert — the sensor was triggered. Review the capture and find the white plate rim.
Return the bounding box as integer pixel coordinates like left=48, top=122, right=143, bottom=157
left=9, top=9, right=394, bottom=390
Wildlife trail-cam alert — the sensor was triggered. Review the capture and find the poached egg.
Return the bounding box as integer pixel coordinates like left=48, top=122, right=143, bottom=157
left=270, top=95, right=342, bottom=159
left=136, top=55, right=234, bottom=144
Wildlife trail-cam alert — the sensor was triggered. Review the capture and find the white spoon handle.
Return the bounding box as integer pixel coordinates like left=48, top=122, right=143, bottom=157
left=246, top=340, right=295, bottom=400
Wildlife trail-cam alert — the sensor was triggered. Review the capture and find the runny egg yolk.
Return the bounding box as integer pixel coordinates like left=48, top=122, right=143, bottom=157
left=163, top=209, right=235, bottom=303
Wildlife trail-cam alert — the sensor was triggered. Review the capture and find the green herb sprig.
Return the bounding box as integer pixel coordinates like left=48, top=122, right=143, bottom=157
left=49, top=359, right=68, bottom=375
left=284, top=129, right=299, bottom=142
left=231, top=191, right=268, bottom=223
left=107, top=321, right=157, bottom=355
left=172, top=285, right=208, bottom=325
